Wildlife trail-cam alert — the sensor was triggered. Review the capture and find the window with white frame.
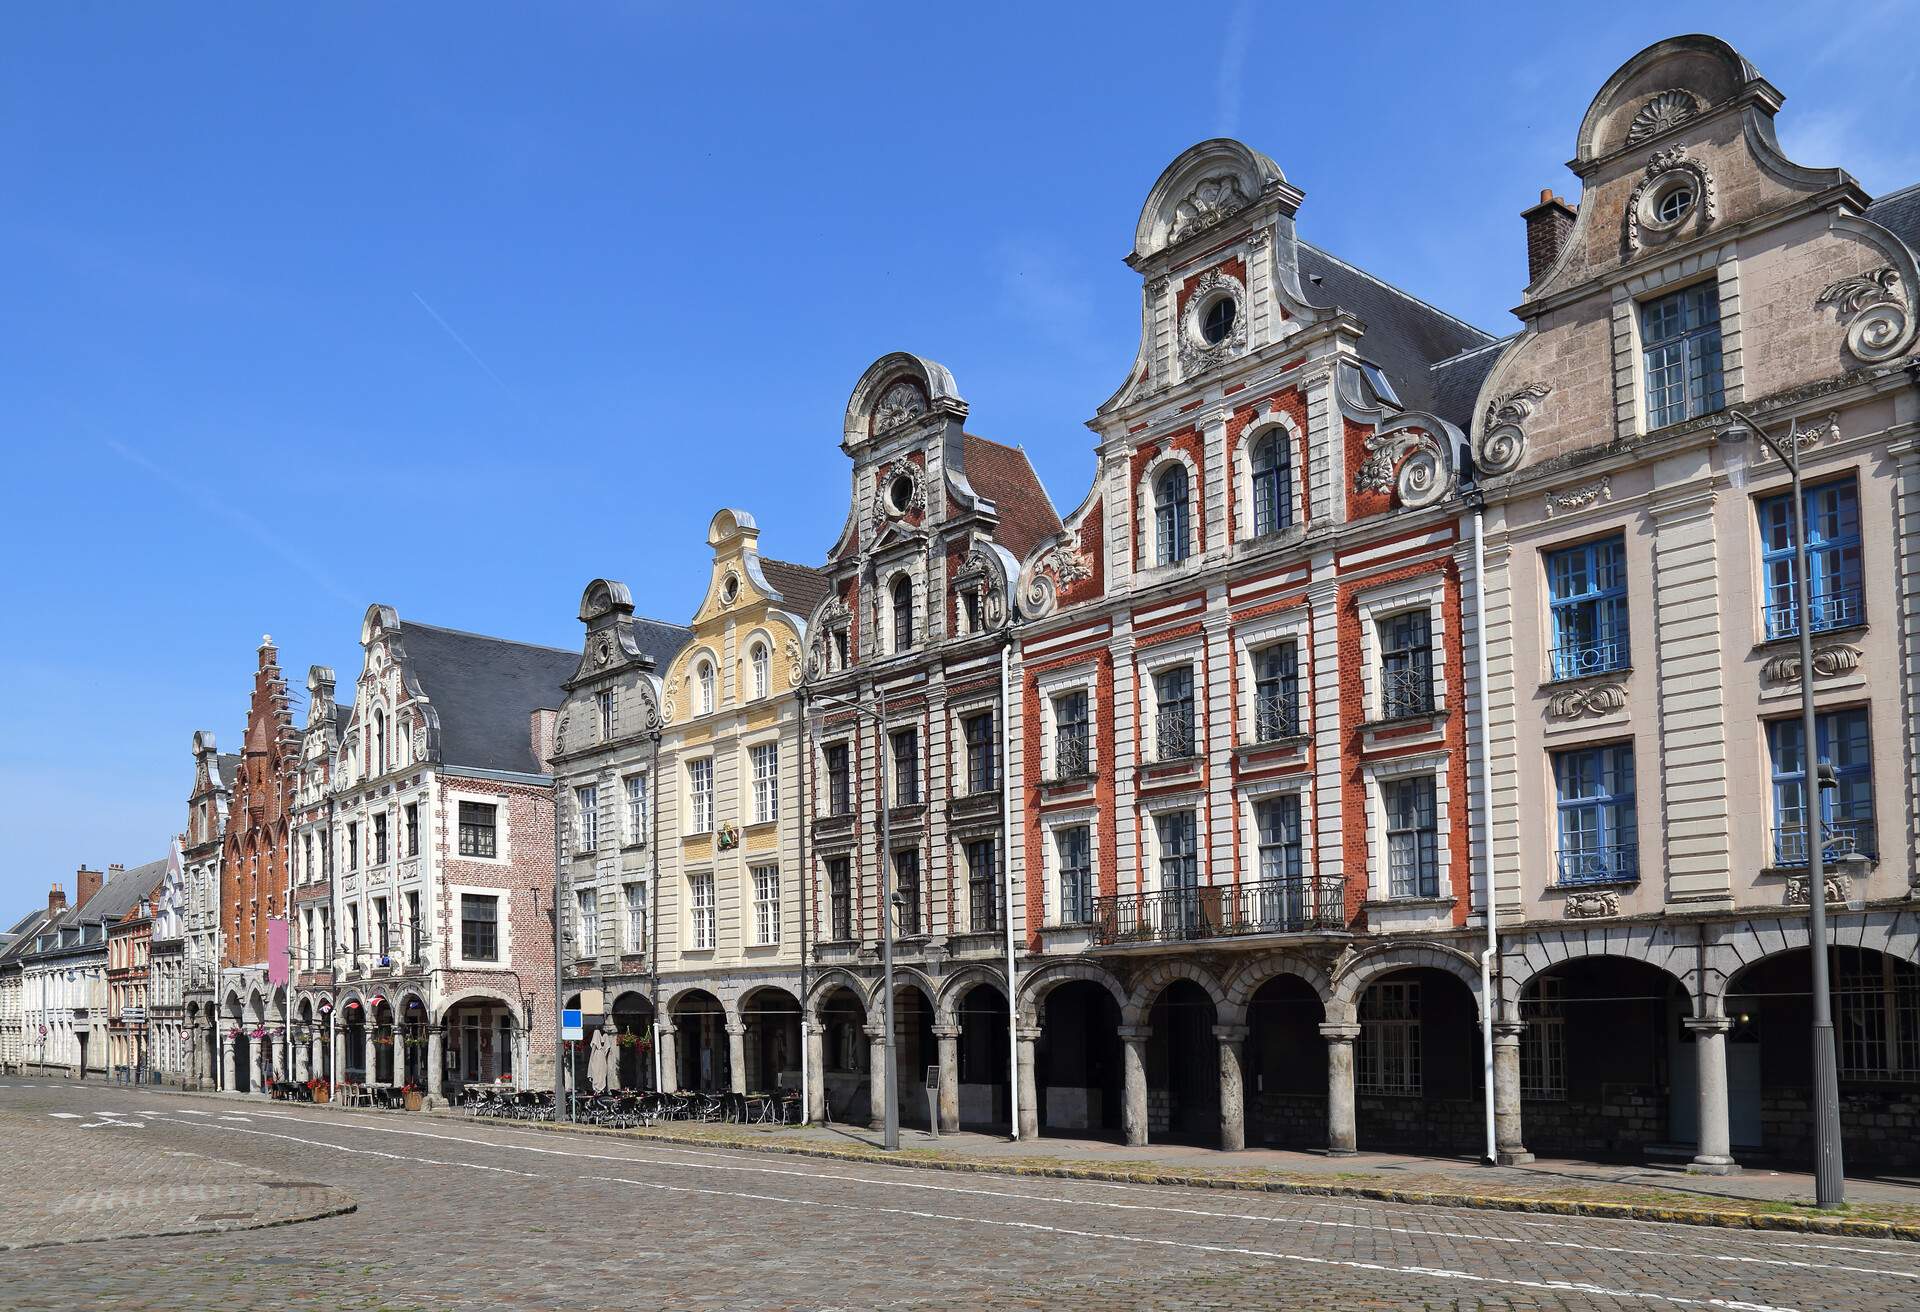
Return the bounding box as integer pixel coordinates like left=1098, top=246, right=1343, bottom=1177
left=1249, top=428, right=1294, bottom=538
left=1384, top=775, right=1439, bottom=899
left=1640, top=282, right=1723, bottom=429
left=1154, top=666, right=1196, bottom=760
left=574, top=888, right=597, bottom=959
left=697, top=659, right=716, bottom=715
left=624, top=773, right=649, bottom=845
left=750, top=641, right=771, bottom=699
left=1052, top=690, right=1090, bottom=779
left=1055, top=825, right=1092, bottom=925
left=623, top=882, right=647, bottom=954
left=574, top=784, right=598, bottom=854
left=596, top=689, right=614, bottom=740
left=687, top=759, right=713, bottom=833
left=688, top=871, right=716, bottom=950
left=750, top=743, right=779, bottom=824
left=752, top=865, right=780, bottom=946
left=1357, top=980, right=1421, bottom=1094
left=1153, top=464, right=1191, bottom=566
left=1519, top=976, right=1567, bottom=1100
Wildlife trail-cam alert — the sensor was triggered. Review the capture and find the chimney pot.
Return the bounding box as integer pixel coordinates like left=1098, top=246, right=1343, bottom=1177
left=48, top=882, right=67, bottom=917
left=75, top=866, right=104, bottom=910
left=1521, top=189, right=1578, bottom=284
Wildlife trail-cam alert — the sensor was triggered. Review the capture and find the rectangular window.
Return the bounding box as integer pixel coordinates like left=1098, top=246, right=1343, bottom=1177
left=374, top=895, right=390, bottom=959
left=1641, top=282, right=1723, bottom=429
left=1154, top=666, right=1196, bottom=760
left=1056, top=825, right=1092, bottom=925
left=1547, top=536, right=1630, bottom=679
left=1378, top=611, right=1434, bottom=719
left=623, top=882, right=647, bottom=954
left=347, top=821, right=360, bottom=871
left=963, top=711, right=997, bottom=794
left=457, top=802, right=497, bottom=859
left=827, top=856, right=853, bottom=941
left=574, top=889, right=597, bottom=958
left=1052, top=691, right=1090, bottom=779
left=1384, top=776, right=1439, bottom=899
left=1553, top=744, right=1637, bottom=885
left=1768, top=708, right=1875, bottom=865
left=1519, top=976, right=1567, bottom=1100
left=1834, top=948, right=1920, bottom=1081
left=301, top=832, right=314, bottom=885
left=893, top=849, right=921, bottom=936
left=1253, top=643, right=1300, bottom=740
left=689, top=872, right=716, bottom=951
left=825, top=743, right=851, bottom=816
left=459, top=894, right=498, bottom=962
left=405, top=890, right=420, bottom=963
left=1758, top=479, right=1864, bottom=639
left=323, top=826, right=333, bottom=877
left=373, top=812, right=388, bottom=865
left=687, top=759, right=713, bottom=834
left=1357, top=980, right=1421, bottom=1095
left=405, top=802, right=419, bottom=858
left=575, top=785, right=599, bottom=854
left=1156, top=810, right=1199, bottom=934
left=624, top=773, right=648, bottom=845
left=1252, top=795, right=1308, bottom=929
left=965, top=838, right=1001, bottom=932
left=597, top=689, right=614, bottom=740
left=890, top=729, right=919, bottom=805
left=752, top=865, right=780, bottom=946
left=751, top=744, right=779, bottom=824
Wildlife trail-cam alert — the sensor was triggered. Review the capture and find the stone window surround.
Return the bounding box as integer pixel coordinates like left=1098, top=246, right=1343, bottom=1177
left=1134, top=446, right=1203, bottom=577
left=1038, top=803, right=1101, bottom=926
left=1037, top=661, right=1099, bottom=780
left=740, top=625, right=777, bottom=701
left=621, top=769, right=651, bottom=849
left=1232, top=412, right=1305, bottom=543
left=1738, top=454, right=1869, bottom=651
left=1241, top=774, right=1315, bottom=882
left=1137, top=787, right=1206, bottom=896
left=1136, top=633, right=1208, bottom=764
left=1353, top=578, right=1448, bottom=723
left=684, top=866, right=716, bottom=953
left=948, top=686, right=1000, bottom=789
left=742, top=730, right=781, bottom=827
left=446, top=881, right=514, bottom=971
left=444, top=785, right=510, bottom=867
left=682, top=753, right=715, bottom=835
left=1535, top=520, right=1641, bottom=687
left=1361, top=750, right=1453, bottom=906
left=1234, top=608, right=1310, bottom=742
left=1610, top=245, right=1742, bottom=442
left=884, top=715, right=922, bottom=807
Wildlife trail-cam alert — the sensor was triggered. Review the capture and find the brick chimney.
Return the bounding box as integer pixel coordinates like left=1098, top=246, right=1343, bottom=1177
left=530, top=708, right=558, bottom=775
left=48, top=882, right=67, bottom=918
left=75, top=866, right=104, bottom=910
left=1522, top=188, right=1577, bottom=283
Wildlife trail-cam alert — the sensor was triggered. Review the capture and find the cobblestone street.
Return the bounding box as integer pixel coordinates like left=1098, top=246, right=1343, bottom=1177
left=2, top=1081, right=1918, bottom=1310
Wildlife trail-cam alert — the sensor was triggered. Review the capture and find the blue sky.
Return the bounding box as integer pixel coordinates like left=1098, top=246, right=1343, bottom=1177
left=2, top=2, right=1917, bottom=911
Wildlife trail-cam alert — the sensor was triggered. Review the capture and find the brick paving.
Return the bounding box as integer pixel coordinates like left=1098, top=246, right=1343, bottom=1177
left=2, top=1080, right=1918, bottom=1310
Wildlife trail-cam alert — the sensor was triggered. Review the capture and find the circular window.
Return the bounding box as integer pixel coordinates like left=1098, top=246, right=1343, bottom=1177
left=1654, top=184, right=1693, bottom=224
left=1201, top=295, right=1238, bottom=345
left=721, top=574, right=740, bottom=604
left=888, top=473, right=916, bottom=514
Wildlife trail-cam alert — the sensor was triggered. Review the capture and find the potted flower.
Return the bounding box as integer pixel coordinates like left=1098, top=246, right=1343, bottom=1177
left=308, top=1077, right=331, bottom=1105
left=401, top=1081, right=424, bottom=1112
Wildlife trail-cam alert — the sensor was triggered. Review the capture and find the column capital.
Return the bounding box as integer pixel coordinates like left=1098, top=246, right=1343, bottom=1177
left=725, top=1023, right=747, bottom=1037
left=1212, top=1024, right=1250, bottom=1042
left=1684, top=1015, right=1734, bottom=1036
left=1492, top=1020, right=1527, bottom=1041
left=931, top=1024, right=961, bottom=1040
left=1318, top=1022, right=1360, bottom=1042
left=864, top=1024, right=888, bottom=1041
left=1016, top=1025, right=1042, bottom=1042
left=802, top=1019, right=825, bottom=1036
left=1116, top=1024, right=1152, bottom=1042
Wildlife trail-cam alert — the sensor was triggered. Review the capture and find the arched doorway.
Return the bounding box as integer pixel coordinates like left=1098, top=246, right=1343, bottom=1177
left=443, top=995, right=521, bottom=1097
left=1147, top=980, right=1219, bottom=1144
left=671, top=990, right=729, bottom=1092
left=890, top=984, right=936, bottom=1130
left=228, top=996, right=251, bottom=1094
left=1725, top=946, right=1920, bottom=1169
left=340, top=999, right=367, bottom=1084
left=816, top=985, right=869, bottom=1123
left=742, top=988, right=802, bottom=1094
left=955, top=982, right=1010, bottom=1130
left=1036, top=979, right=1122, bottom=1139
left=1245, top=975, right=1327, bottom=1149
left=371, top=998, right=397, bottom=1085
left=296, top=999, right=315, bottom=1082
left=399, top=996, right=429, bottom=1088
left=1519, top=957, right=1685, bottom=1161
left=610, top=991, right=657, bottom=1092
left=1355, top=967, right=1479, bottom=1154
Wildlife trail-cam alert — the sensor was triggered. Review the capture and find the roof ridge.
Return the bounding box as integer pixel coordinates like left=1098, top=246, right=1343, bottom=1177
left=1429, top=334, right=1517, bottom=371
left=399, top=619, right=590, bottom=657
left=1869, top=178, right=1920, bottom=206
left=1299, top=240, right=1495, bottom=342
left=761, top=556, right=828, bottom=576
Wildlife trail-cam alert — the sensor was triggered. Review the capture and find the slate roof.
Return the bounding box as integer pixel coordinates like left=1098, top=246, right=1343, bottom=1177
left=215, top=752, right=241, bottom=789
left=760, top=558, right=831, bottom=619
left=962, top=434, right=1065, bottom=560
left=1426, top=336, right=1514, bottom=433
left=1298, top=242, right=1498, bottom=423
left=1866, top=180, right=1920, bottom=260
left=84, top=859, right=168, bottom=927
left=629, top=617, right=695, bottom=672
left=0, top=911, right=48, bottom=967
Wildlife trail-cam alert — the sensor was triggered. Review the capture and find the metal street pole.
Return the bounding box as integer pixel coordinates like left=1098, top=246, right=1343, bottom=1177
left=1724, top=409, right=1845, bottom=1207
left=876, top=683, right=899, bottom=1153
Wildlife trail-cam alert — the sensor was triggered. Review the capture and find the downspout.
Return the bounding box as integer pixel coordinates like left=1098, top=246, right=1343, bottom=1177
left=1469, top=491, right=1499, bottom=1167
left=551, top=768, right=567, bottom=1119
left=999, top=636, right=1020, bottom=1140
left=797, top=687, right=811, bottom=1124
left=649, top=727, right=664, bottom=1094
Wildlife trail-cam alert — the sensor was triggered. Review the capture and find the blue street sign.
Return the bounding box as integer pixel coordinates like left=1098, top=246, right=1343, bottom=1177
left=561, top=1008, right=583, bottom=1041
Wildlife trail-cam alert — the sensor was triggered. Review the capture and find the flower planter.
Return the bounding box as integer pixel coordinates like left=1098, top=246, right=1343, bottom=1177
left=312, top=1085, right=330, bottom=1105
left=403, top=1090, right=424, bottom=1112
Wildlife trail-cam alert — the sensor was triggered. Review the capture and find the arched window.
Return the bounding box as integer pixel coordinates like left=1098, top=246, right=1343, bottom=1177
left=750, top=641, right=770, bottom=699
left=1251, top=431, right=1293, bottom=538
left=697, top=660, right=716, bottom=715
left=373, top=710, right=386, bottom=772
left=891, top=576, right=914, bottom=652
left=1154, top=464, right=1190, bottom=566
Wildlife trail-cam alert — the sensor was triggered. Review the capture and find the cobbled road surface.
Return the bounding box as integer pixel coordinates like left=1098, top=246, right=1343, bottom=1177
left=1, top=1080, right=1916, bottom=1311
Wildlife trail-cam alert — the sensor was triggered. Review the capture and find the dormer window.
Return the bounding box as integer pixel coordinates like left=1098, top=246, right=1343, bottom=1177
left=890, top=575, right=914, bottom=652
left=831, top=629, right=850, bottom=670
left=1154, top=465, right=1191, bottom=566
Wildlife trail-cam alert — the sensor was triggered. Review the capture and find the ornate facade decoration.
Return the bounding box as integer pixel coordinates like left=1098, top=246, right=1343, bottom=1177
left=1624, top=89, right=1701, bottom=146
left=1020, top=537, right=1093, bottom=618
left=871, top=458, right=928, bottom=528
left=782, top=639, right=804, bottom=686
left=1176, top=268, right=1249, bottom=376
left=1479, top=383, right=1551, bottom=476
left=1815, top=266, right=1911, bottom=364
left=1626, top=146, right=1716, bottom=252
left=1759, top=641, right=1862, bottom=686
left=1354, top=424, right=1451, bottom=510
left=1544, top=477, right=1612, bottom=516
left=872, top=380, right=928, bottom=435
left=1563, top=889, right=1621, bottom=919
left=1784, top=872, right=1852, bottom=907
left=804, top=597, right=851, bottom=680
left=1167, top=173, right=1250, bottom=244
left=951, top=547, right=1008, bottom=630
left=1546, top=682, right=1628, bottom=720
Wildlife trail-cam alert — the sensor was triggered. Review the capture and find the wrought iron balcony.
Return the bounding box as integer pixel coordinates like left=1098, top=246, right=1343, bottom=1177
left=1772, top=820, right=1876, bottom=867
left=1155, top=710, right=1196, bottom=761
left=1549, top=634, right=1629, bottom=681
left=1379, top=668, right=1436, bottom=720
left=1090, top=874, right=1344, bottom=946
left=1253, top=694, right=1300, bottom=742
left=1763, top=585, right=1864, bottom=641
left=1051, top=733, right=1092, bottom=781
left=1555, top=843, right=1639, bottom=886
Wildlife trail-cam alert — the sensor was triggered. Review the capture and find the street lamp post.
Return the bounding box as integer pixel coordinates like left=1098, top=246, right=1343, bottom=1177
left=1720, top=407, right=1845, bottom=1208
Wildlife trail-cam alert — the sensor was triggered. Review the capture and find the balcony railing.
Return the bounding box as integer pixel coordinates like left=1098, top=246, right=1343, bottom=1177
left=1549, top=634, right=1629, bottom=681
left=1052, top=733, right=1091, bottom=781
left=1253, top=694, right=1300, bottom=742
left=1763, top=585, right=1864, bottom=641
left=1090, top=874, right=1344, bottom=946
left=1155, top=710, right=1196, bottom=761
left=1773, top=820, right=1876, bottom=867
left=1379, top=668, right=1436, bottom=720
left=1555, top=843, right=1639, bottom=886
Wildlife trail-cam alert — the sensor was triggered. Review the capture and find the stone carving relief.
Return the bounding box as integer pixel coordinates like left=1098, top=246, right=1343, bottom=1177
left=1020, top=538, right=1093, bottom=618
left=804, top=598, right=851, bottom=681
left=1546, top=682, right=1627, bottom=720
left=1563, top=889, right=1620, bottom=919
left=1167, top=173, right=1250, bottom=244
left=1479, top=383, right=1551, bottom=476
left=871, top=458, right=928, bottom=530
left=872, top=381, right=928, bottom=435
left=1815, top=267, right=1911, bottom=364
left=1176, top=268, right=1249, bottom=377
left=1624, top=89, right=1701, bottom=146
left=1544, top=477, right=1612, bottom=516
left=782, top=639, right=804, bottom=686
left=1625, top=146, right=1716, bottom=253
left=1759, top=642, right=1862, bottom=686
left=951, top=547, right=1007, bottom=631
left=1784, top=872, right=1851, bottom=907
left=1354, top=425, right=1452, bottom=510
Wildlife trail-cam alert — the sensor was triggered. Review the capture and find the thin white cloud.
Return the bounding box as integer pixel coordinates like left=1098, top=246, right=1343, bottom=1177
left=1216, top=0, right=1255, bottom=135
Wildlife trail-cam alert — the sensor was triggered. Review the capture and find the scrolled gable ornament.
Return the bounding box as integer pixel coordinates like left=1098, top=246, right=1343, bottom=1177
left=1478, top=383, right=1551, bottom=477
left=1563, top=889, right=1620, bottom=919
left=1019, top=537, right=1093, bottom=618
left=1815, top=266, right=1912, bottom=365
left=1167, top=173, right=1251, bottom=244
left=1759, top=641, right=1862, bottom=686
left=1353, top=423, right=1453, bottom=510
left=1546, top=682, right=1627, bottom=721
left=871, top=381, right=928, bottom=435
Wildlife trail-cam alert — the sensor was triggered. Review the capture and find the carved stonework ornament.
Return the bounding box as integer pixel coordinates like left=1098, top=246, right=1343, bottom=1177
left=1785, top=872, right=1851, bottom=907
left=1167, top=173, right=1250, bottom=244
left=952, top=547, right=1007, bottom=630
left=1626, top=146, right=1716, bottom=253
left=1546, top=682, right=1627, bottom=720
left=872, top=381, right=928, bottom=435
left=594, top=635, right=613, bottom=667
left=1625, top=89, right=1701, bottom=146
left=1020, top=538, right=1093, bottom=618
left=1177, top=268, right=1249, bottom=377
left=782, top=640, right=803, bottom=686
left=660, top=682, right=678, bottom=726
left=1354, top=424, right=1451, bottom=510
left=1479, top=383, right=1550, bottom=476
left=804, top=598, right=852, bottom=681
left=1760, top=641, right=1862, bottom=686
left=1544, top=477, right=1612, bottom=516
left=872, top=458, right=928, bottom=528
left=1564, top=889, right=1620, bottom=919
left=717, top=822, right=741, bottom=851
left=1815, top=267, right=1912, bottom=364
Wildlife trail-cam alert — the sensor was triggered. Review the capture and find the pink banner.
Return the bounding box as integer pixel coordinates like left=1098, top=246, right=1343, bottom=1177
left=267, top=917, right=289, bottom=985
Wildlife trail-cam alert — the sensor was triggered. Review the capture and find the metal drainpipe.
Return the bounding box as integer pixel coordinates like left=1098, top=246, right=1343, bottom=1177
left=649, top=727, right=663, bottom=1094
left=998, top=636, right=1020, bottom=1140
left=1469, top=493, right=1500, bottom=1167
left=797, top=687, right=811, bottom=1124
left=551, top=770, right=567, bottom=1120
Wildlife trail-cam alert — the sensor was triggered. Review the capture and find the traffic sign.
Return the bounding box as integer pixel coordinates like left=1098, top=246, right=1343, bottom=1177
left=561, top=1008, right=583, bottom=1041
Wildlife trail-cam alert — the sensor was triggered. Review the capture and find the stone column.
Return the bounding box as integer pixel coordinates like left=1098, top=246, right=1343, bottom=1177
left=657, top=1026, right=679, bottom=1094
left=1015, top=1025, right=1041, bottom=1141
left=803, top=1020, right=826, bottom=1122
left=866, top=1024, right=888, bottom=1131
left=1320, top=1022, right=1359, bottom=1156
left=427, top=1024, right=445, bottom=1102
left=1492, top=1021, right=1533, bottom=1165
left=364, top=1027, right=379, bottom=1087
left=329, top=1024, right=342, bottom=1087
left=1215, top=1023, right=1249, bottom=1152
left=221, top=1034, right=236, bottom=1091
left=1118, top=1024, right=1150, bottom=1147
left=727, top=1023, right=748, bottom=1095
left=933, top=1024, right=961, bottom=1132
left=1686, top=1016, right=1740, bottom=1175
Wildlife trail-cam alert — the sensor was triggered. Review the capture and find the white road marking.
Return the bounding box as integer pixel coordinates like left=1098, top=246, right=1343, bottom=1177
left=46, top=1112, right=81, bottom=1119
left=156, top=1116, right=534, bottom=1177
